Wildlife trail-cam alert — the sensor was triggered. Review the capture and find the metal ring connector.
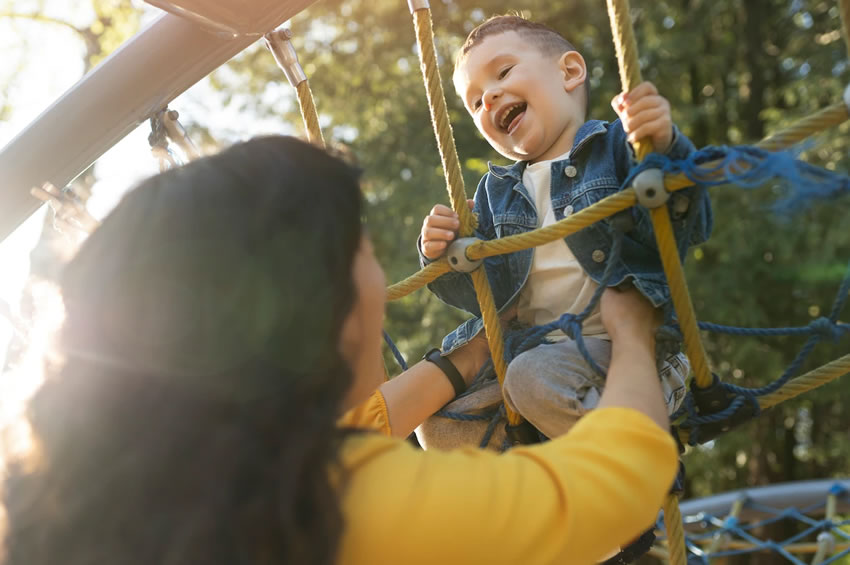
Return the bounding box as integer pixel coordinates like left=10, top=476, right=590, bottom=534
left=446, top=237, right=483, bottom=272
left=632, top=168, right=669, bottom=208
left=264, top=28, right=307, bottom=87
left=407, top=0, right=430, bottom=13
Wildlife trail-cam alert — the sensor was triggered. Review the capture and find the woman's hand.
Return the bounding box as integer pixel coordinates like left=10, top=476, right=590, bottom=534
left=600, top=283, right=661, bottom=347
left=597, top=285, right=669, bottom=431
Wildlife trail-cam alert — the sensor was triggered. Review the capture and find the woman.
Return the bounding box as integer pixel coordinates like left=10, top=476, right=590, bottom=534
left=2, top=136, right=677, bottom=565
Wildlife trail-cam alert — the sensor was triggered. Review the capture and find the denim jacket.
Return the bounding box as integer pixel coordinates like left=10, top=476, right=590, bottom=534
left=419, top=119, right=713, bottom=354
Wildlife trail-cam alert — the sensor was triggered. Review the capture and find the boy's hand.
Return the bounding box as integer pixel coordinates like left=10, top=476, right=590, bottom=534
left=611, top=82, right=674, bottom=153
left=420, top=200, right=474, bottom=260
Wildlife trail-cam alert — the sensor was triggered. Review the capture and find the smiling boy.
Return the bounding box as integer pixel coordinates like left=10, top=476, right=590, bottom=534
left=417, top=15, right=712, bottom=444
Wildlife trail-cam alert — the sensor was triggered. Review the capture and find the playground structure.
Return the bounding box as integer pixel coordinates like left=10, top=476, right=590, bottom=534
left=1, top=0, right=849, bottom=563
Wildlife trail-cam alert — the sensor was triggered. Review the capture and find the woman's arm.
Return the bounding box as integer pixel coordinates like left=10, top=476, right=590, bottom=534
left=596, top=284, right=670, bottom=431
left=379, top=336, right=489, bottom=438
left=339, top=287, right=677, bottom=565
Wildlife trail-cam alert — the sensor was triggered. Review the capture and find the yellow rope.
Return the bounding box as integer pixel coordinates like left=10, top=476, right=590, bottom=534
left=758, top=354, right=850, bottom=410
left=295, top=80, right=326, bottom=148
left=386, top=259, right=451, bottom=302
left=408, top=4, right=520, bottom=424
left=674, top=354, right=850, bottom=445
left=468, top=189, right=637, bottom=260
left=471, top=268, right=522, bottom=425
left=606, top=0, right=654, bottom=160
left=650, top=208, right=713, bottom=389
left=663, top=494, right=688, bottom=565
left=411, top=8, right=476, bottom=237
left=756, top=102, right=849, bottom=152
left=665, top=102, right=849, bottom=192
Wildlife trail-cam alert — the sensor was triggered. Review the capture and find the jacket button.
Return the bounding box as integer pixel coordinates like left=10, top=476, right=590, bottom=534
left=564, top=165, right=578, bottom=178
left=563, top=205, right=574, bottom=216
left=592, top=249, right=606, bottom=263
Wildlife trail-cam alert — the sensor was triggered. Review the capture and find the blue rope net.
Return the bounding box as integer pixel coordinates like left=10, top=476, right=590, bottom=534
left=664, top=483, right=850, bottom=564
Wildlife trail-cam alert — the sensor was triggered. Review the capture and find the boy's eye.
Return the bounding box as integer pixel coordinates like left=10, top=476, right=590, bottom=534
left=498, top=66, right=513, bottom=79
left=473, top=99, right=482, bottom=110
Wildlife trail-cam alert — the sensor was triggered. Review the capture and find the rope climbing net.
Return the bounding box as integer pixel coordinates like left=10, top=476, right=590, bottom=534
left=143, top=1, right=850, bottom=563
left=653, top=479, right=850, bottom=564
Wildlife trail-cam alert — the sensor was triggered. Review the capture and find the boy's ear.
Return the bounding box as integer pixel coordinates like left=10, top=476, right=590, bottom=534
left=559, top=51, right=587, bottom=93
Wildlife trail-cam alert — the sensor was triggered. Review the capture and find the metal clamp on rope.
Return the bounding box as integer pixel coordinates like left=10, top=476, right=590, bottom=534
left=504, top=420, right=542, bottom=447
left=687, top=374, right=758, bottom=443
left=264, top=28, right=307, bottom=87
left=631, top=167, right=669, bottom=208
left=407, top=0, right=430, bottom=13
left=445, top=237, right=483, bottom=272
left=843, top=83, right=850, bottom=113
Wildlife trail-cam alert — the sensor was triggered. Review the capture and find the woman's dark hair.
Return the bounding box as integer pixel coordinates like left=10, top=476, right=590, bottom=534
left=2, top=136, right=363, bottom=565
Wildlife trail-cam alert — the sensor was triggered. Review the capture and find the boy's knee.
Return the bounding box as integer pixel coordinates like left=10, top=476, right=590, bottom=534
left=504, top=351, right=546, bottom=408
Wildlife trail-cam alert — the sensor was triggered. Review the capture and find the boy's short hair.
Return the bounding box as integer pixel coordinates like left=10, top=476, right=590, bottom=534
left=455, top=15, right=590, bottom=109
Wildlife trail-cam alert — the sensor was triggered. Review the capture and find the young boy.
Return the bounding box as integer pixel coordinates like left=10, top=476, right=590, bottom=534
left=417, top=15, right=712, bottom=446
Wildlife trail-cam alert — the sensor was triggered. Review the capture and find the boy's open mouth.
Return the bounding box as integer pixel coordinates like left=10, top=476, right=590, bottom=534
left=498, top=102, right=527, bottom=134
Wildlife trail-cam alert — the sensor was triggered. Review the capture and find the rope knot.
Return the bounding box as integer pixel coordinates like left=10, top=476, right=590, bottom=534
left=809, top=316, right=845, bottom=343
left=555, top=313, right=583, bottom=340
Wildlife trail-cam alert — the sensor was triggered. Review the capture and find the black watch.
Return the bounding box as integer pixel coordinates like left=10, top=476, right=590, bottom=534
left=423, top=348, right=467, bottom=397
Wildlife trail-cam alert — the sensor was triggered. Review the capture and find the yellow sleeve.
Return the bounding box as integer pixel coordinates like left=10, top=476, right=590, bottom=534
left=337, top=390, right=392, bottom=436
left=337, top=407, right=677, bottom=565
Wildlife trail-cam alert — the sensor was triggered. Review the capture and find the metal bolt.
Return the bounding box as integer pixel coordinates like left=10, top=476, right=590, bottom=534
left=564, top=165, right=577, bottom=178
left=592, top=249, right=606, bottom=263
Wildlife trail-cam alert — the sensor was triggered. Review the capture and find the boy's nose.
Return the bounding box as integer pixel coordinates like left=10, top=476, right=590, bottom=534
left=483, top=90, right=500, bottom=111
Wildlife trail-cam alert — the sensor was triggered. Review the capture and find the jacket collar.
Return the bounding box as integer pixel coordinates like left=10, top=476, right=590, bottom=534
left=487, top=120, right=610, bottom=181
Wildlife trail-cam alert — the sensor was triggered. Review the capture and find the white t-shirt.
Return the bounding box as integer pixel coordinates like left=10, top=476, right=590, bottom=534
left=516, top=152, right=608, bottom=339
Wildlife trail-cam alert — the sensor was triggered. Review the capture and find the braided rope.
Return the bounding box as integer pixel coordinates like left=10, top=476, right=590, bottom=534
left=386, top=259, right=451, bottom=301
left=295, top=80, right=325, bottom=147
left=607, top=0, right=711, bottom=398
left=756, top=102, right=849, bottom=153
left=470, top=267, right=521, bottom=425
left=468, top=189, right=636, bottom=259
left=758, top=354, right=850, bottom=410
left=663, top=494, right=688, bottom=565
left=665, top=103, right=849, bottom=192
left=606, top=0, right=654, bottom=160
left=651, top=206, right=712, bottom=389
left=411, top=8, right=476, bottom=236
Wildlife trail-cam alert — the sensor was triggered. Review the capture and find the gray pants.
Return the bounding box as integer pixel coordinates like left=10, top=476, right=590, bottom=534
left=503, top=337, right=688, bottom=439
left=416, top=338, right=688, bottom=450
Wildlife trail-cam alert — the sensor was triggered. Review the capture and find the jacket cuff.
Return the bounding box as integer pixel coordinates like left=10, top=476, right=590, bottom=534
left=663, top=125, right=695, bottom=161
left=417, top=233, right=434, bottom=267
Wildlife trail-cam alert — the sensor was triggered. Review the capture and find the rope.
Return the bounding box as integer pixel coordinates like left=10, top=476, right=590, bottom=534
left=664, top=494, right=688, bottom=565
left=295, top=80, right=325, bottom=147
left=470, top=267, right=521, bottom=425
left=666, top=102, right=849, bottom=192
left=467, top=189, right=637, bottom=260
left=411, top=7, right=476, bottom=236
left=758, top=354, right=850, bottom=410
left=606, top=0, right=654, bottom=160
left=651, top=205, right=712, bottom=389
left=386, top=259, right=451, bottom=301
left=383, top=330, right=408, bottom=371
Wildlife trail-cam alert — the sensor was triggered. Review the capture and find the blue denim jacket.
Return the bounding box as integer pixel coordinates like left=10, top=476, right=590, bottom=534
left=419, top=119, right=713, bottom=353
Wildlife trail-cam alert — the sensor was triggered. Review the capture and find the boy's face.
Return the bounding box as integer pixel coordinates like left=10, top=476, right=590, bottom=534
left=454, top=31, right=586, bottom=163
